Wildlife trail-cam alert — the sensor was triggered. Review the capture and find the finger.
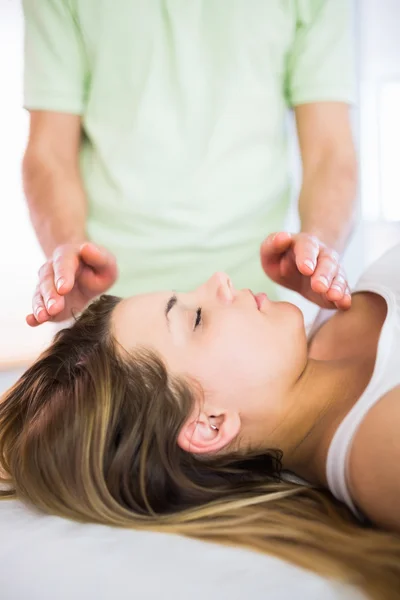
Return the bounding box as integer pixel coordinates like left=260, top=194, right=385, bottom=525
left=79, top=242, right=116, bottom=270
left=52, top=245, right=81, bottom=295
left=38, top=262, right=65, bottom=316
left=335, top=295, right=352, bottom=311
left=325, top=270, right=347, bottom=303
left=261, top=231, right=293, bottom=254
left=26, top=313, right=41, bottom=327
left=335, top=286, right=352, bottom=311
left=311, top=249, right=340, bottom=293
left=31, top=287, right=51, bottom=324
left=79, top=243, right=118, bottom=293
left=327, top=270, right=352, bottom=311
left=293, top=234, right=320, bottom=275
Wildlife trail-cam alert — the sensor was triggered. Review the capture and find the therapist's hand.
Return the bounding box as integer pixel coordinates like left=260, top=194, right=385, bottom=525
left=27, top=242, right=118, bottom=327
left=260, top=232, right=351, bottom=310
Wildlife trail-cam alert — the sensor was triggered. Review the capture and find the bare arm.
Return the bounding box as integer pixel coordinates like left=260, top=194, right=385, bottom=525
left=295, top=102, right=357, bottom=254
left=349, top=385, right=400, bottom=534
left=260, top=104, right=357, bottom=309
left=23, top=111, right=88, bottom=258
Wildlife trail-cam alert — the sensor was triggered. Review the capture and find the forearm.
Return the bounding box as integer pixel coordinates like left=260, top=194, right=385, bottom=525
left=298, top=156, right=357, bottom=254
left=23, top=151, right=88, bottom=258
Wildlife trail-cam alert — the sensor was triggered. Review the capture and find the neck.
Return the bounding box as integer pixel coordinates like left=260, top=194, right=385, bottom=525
left=277, top=356, right=374, bottom=485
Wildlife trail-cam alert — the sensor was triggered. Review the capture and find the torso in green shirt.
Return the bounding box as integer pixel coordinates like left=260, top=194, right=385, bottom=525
left=24, top=0, right=354, bottom=297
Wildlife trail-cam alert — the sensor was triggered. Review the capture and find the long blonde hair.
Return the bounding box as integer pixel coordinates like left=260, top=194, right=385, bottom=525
left=1, top=295, right=400, bottom=599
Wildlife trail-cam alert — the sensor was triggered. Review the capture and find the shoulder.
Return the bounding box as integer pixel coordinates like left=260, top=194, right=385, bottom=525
left=348, top=385, right=400, bottom=533
left=308, top=292, right=386, bottom=362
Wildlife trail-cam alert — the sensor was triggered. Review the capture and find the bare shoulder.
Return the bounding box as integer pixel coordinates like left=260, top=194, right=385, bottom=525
left=348, top=385, right=400, bottom=533
left=309, top=292, right=387, bottom=362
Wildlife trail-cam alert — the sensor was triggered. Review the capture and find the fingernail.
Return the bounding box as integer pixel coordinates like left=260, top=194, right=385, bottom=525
left=304, top=259, right=315, bottom=271
left=47, top=299, right=56, bottom=310
left=35, top=308, right=44, bottom=319
left=56, top=277, right=65, bottom=291
left=318, top=276, right=329, bottom=288
left=330, top=284, right=342, bottom=292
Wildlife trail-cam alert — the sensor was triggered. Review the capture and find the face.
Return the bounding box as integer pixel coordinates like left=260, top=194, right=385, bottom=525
left=112, top=273, right=308, bottom=450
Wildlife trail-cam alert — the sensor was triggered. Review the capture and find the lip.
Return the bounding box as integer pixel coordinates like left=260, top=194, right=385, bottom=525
left=248, top=290, right=268, bottom=311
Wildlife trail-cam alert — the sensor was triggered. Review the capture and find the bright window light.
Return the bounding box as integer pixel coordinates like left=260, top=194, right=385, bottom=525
left=379, top=81, right=400, bottom=221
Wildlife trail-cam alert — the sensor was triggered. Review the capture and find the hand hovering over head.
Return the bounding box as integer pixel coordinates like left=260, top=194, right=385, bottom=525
left=27, top=242, right=118, bottom=327
left=260, top=232, right=351, bottom=310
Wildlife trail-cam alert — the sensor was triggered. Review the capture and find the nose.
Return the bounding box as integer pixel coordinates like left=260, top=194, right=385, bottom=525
left=207, top=271, right=235, bottom=302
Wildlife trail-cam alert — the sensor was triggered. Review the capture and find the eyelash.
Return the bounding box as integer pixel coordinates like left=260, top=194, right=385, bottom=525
left=194, top=308, right=202, bottom=330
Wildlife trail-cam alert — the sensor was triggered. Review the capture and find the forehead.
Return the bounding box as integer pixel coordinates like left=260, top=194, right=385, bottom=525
left=111, top=292, right=169, bottom=350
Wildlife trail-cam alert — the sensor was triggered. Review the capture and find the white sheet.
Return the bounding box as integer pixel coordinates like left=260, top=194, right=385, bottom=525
left=0, top=499, right=365, bottom=600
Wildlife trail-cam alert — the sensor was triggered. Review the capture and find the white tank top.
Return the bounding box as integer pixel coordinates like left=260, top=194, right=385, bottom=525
left=324, top=243, right=400, bottom=517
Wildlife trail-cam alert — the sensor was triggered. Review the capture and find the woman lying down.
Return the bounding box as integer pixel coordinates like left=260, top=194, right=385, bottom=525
left=1, top=240, right=400, bottom=599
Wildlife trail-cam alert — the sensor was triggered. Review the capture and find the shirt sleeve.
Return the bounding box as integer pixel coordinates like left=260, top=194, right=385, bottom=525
left=285, top=0, right=356, bottom=107
left=23, top=0, right=88, bottom=114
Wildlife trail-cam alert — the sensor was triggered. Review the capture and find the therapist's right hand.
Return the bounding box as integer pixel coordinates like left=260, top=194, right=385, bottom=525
left=26, top=242, right=118, bottom=327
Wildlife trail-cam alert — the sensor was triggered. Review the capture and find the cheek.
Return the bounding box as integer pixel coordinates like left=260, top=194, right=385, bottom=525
left=192, top=320, right=273, bottom=394
left=182, top=307, right=306, bottom=405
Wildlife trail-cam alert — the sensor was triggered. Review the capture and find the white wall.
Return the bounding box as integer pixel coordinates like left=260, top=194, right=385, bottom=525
left=358, top=0, right=400, bottom=221
left=0, top=1, right=52, bottom=366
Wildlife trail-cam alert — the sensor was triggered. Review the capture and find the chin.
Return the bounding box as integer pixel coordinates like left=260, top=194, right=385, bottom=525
left=278, top=301, right=306, bottom=329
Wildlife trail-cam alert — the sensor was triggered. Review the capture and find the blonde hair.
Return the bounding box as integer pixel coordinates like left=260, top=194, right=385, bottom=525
left=1, top=295, right=400, bottom=599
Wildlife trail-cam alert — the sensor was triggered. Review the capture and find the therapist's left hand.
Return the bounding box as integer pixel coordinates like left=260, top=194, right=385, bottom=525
left=260, top=232, right=352, bottom=310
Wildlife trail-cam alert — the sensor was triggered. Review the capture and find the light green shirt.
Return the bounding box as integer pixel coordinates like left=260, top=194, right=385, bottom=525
left=23, top=0, right=355, bottom=298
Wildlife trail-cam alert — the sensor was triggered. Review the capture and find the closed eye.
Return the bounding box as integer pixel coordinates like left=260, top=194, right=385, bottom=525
left=194, top=308, right=202, bottom=330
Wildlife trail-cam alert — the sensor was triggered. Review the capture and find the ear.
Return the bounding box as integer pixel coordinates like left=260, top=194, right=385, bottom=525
left=177, top=411, right=241, bottom=454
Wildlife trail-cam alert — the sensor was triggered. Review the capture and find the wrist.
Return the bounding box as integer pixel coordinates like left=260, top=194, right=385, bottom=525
left=299, top=225, right=351, bottom=255
left=39, top=227, right=89, bottom=259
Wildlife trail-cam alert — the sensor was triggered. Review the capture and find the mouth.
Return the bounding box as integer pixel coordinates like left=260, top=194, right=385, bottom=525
left=248, top=289, right=268, bottom=311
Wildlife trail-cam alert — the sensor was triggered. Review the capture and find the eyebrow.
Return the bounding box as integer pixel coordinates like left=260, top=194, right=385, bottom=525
left=165, top=294, right=178, bottom=326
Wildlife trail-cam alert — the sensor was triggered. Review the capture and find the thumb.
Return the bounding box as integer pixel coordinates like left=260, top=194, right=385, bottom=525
left=78, top=243, right=118, bottom=294
left=260, top=232, right=293, bottom=263
left=79, top=242, right=116, bottom=271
